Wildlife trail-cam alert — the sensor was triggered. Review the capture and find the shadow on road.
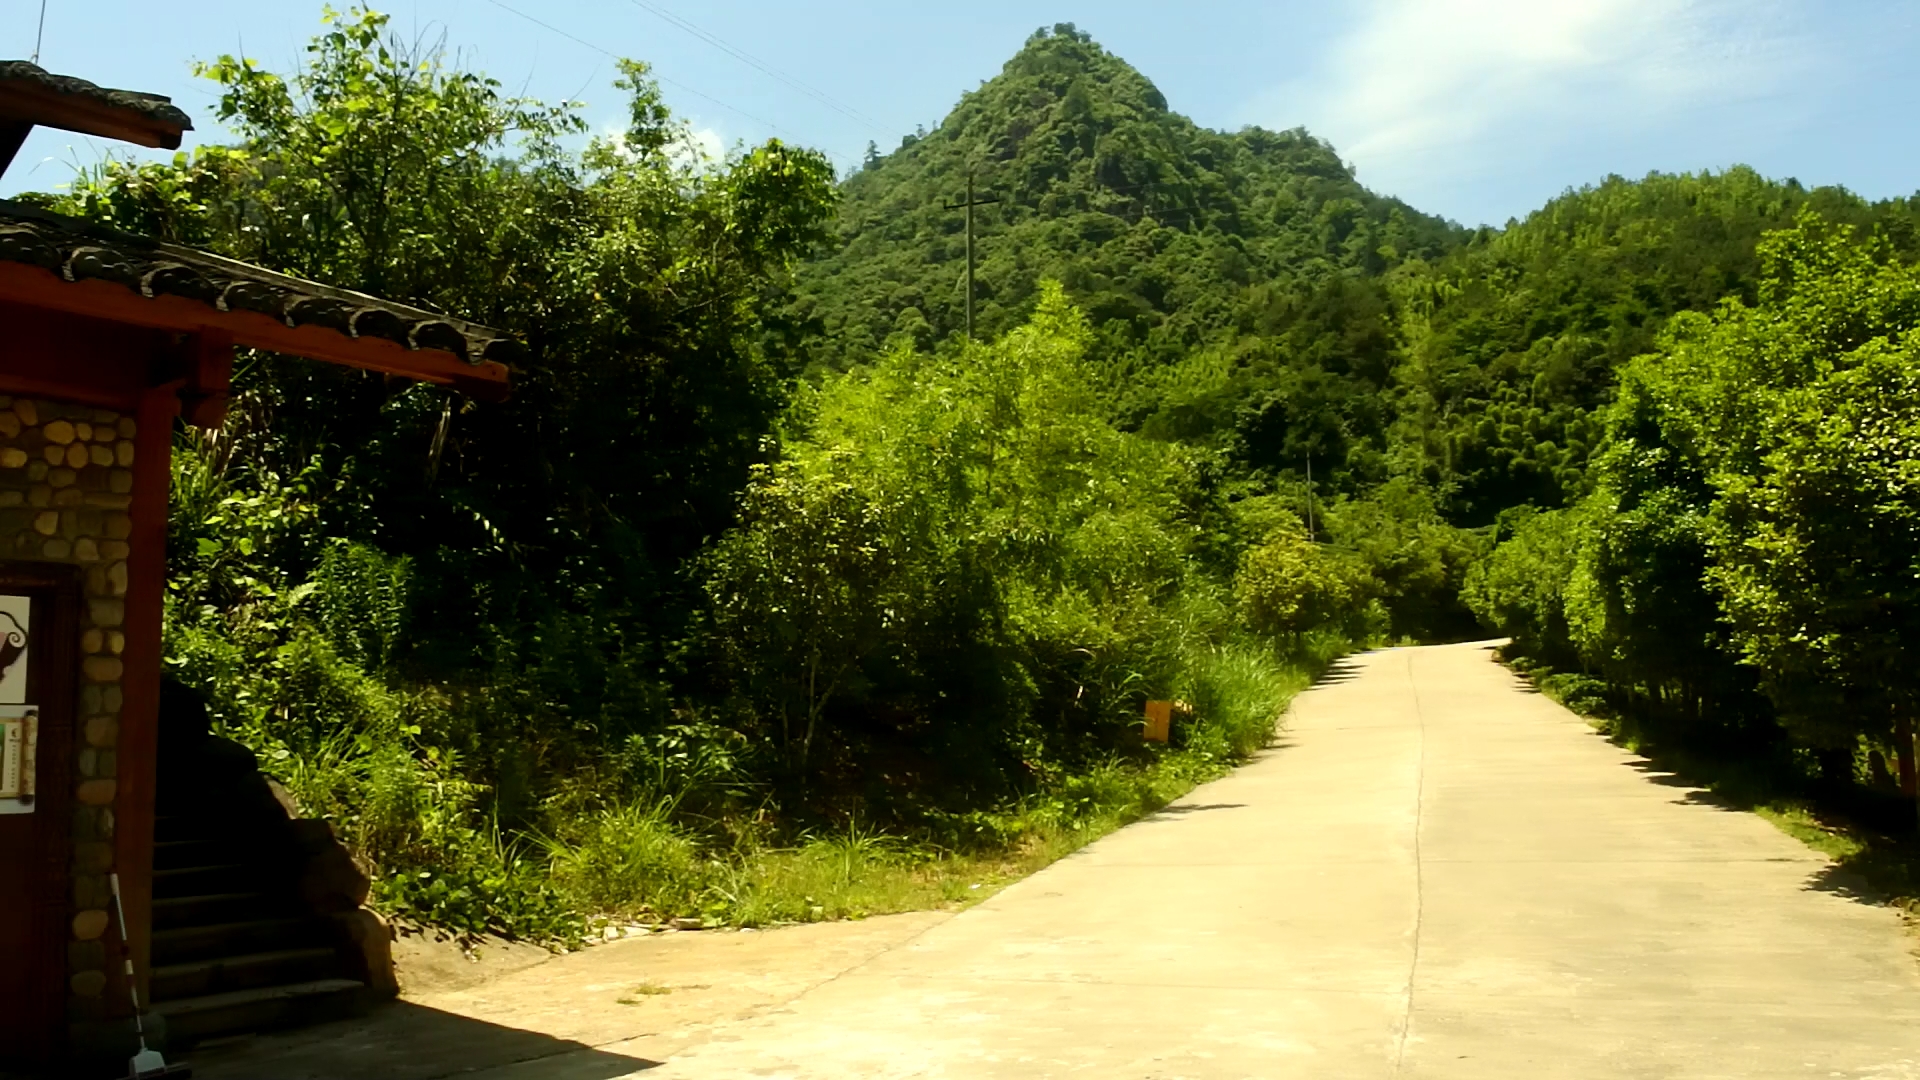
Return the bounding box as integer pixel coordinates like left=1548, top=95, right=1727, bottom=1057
left=186, top=999, right=658, bottom=1080
left=1619, top=757, right=1920, bottom=916
left=1313, top=659, right=1363, bottom=686
left=1151, top=802, right=1248, bottom=817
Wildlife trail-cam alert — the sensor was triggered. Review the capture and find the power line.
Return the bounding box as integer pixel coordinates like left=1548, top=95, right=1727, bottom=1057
left=30, top=0, right=46, bottom=65
left=483, top=0, right=795, bottom=140
left=620, top=0, right=894, bottom=138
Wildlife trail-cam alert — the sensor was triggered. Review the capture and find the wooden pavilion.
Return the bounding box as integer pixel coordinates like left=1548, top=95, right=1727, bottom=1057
left=0, top=62, right=512, bottom=1074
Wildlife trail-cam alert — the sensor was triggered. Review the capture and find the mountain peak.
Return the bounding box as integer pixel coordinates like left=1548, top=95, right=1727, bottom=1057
left=997, top=23, right=1170, bottom=115
left=803, top=31, right=1461, bottom=369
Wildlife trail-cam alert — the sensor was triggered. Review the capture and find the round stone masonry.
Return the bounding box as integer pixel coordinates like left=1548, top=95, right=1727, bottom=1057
left=0, top=395, right=137, bottom=1021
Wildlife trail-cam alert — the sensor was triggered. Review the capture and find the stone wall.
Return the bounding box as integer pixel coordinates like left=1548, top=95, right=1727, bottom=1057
left=0, top=395, right=137, bottom=1026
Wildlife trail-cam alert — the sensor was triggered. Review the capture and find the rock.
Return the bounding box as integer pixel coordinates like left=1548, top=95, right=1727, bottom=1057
left=13, top=399, right=36, bottom=426
left=115, top=417, right=135, bottom=438
left=41, top=538, right=69, bottom=559
left=115, top=441, right=134, bottom=466
left=73, top=841, right=113, bottom=873
left=0, top=414, right=17, bottom=439
left=71, top=909, right=108, bottom=941
left=267, top=778, right=301, bottom=818
left=88, top=599, right=123, bottom=627
left=68, top=970, right=106, bottom=997
left=293, top=820, right=371, bottom=912
left=671, top=917, right=705, bottom=931
left=83, top=716, right=117, bottom=748
left=82, top=656, right=122, bottom=683
left=333, top=907, right=399, bottom=998
left=0, top=448, right=24, bottom=468
left=31, top=510, right=56, bottom=536
left=43, top=420, right=74, bottom=445
left=76, top=779, right=115, bottom=806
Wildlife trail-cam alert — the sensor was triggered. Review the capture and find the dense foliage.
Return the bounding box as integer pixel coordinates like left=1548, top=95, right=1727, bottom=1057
left=1466, top=212, right=1920, bottom=818
left=30, top=11, right=1383, bottom=937
left=29, top=9, right=1920, bottom=935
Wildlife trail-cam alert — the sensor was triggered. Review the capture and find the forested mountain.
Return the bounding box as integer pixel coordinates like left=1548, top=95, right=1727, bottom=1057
left=790, top=24, right=1461, bottom=491
left=798, top=38, right=1920, bottom=531
left=1393, top=170, right=1920, bottom=523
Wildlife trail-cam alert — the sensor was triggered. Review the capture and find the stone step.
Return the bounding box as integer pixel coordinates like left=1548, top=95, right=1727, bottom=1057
left=153, top=838, right=244, bottom=871
left=151, top=978, right=368, bottom=1046
left=153, top=813, right=284, bottom=846
left=152, top=862, right=260, bottom=899
left=152, top=891, right=284, bottom=931
left=151, top=917, right=328, bottom=966
left=151, top=946, right=345, bottom=1002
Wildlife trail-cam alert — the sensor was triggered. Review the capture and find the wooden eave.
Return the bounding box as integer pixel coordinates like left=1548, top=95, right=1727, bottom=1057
left=0, top=202, right=514, bottom=401
left=0, top=77, right=186, bottom=149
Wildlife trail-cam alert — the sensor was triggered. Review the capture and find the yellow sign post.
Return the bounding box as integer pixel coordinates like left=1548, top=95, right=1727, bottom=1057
left=1143, top=700, right=1172, bottom=743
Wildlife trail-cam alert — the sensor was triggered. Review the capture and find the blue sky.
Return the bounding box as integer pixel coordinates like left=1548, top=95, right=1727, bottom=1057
left=2, top=0, right=1914, bottom=226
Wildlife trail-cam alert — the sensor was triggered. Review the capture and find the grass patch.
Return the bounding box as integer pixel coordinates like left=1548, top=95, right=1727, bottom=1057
left=616, top=982, right=676, bottom=1003
left=1504, top=650, right=1920, bottom=930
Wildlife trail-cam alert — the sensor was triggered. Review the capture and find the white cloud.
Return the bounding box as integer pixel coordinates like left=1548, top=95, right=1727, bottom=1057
left=1263, top=0, right=1811, bottom=214
left=674, top=126, right=726, bottom=169
left=595, top=120, right=728, bottom=170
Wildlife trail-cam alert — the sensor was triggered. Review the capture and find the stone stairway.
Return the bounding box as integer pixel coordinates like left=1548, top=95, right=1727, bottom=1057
left=147, top=809, right=368, bottom=1046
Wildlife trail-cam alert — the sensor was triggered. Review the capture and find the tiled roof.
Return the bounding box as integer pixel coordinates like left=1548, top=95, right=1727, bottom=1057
left=0, top=200, right=522, bottom=370
left=0, top=61, right=192, bottom=146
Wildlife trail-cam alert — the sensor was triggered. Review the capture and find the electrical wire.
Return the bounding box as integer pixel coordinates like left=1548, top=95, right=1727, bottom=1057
left=483, top=0, right=794, bottom=139
left=31, top=0, right=47, bottom=65
left=620, top=0, right=895, bottom=137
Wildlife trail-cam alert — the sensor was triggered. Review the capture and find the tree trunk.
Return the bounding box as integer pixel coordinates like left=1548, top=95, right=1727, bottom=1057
left=1896, top=715, right=1917, bottom=816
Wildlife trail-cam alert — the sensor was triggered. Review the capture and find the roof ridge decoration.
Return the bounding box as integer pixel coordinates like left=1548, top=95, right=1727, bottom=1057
left=0, top=200, right=518, bottom=399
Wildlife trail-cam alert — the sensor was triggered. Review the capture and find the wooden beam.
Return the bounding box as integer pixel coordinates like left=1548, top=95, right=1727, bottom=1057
left=0, top=83, right=183, bottom=150
left=0, top=121, right=30, bottom=177
left=0, top=262, right=510, bottom=400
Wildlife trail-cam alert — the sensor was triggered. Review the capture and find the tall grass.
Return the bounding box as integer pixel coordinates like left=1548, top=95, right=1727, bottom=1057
left=526, top=637, right=1318, bottom=934
left=173, top=531, right=1327, bottom=944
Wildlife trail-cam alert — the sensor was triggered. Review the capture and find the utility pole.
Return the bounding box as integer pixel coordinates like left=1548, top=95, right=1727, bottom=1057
left=943, top=166, right=1001, bottom=343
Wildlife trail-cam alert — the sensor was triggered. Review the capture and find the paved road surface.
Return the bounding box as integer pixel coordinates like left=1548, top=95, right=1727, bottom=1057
left=648, top=642, right=1920, bottom=1079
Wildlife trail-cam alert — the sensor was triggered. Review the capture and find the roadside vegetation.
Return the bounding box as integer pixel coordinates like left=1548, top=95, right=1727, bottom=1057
left=26, top=10, right=1920, bottom=943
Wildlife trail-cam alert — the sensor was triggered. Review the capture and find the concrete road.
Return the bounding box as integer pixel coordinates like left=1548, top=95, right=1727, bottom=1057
left=648, top=642, right=1920, bottom=1079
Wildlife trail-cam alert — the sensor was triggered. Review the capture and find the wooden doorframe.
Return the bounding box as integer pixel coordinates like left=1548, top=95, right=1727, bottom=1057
left=0, top=562, right=80, bottom=1069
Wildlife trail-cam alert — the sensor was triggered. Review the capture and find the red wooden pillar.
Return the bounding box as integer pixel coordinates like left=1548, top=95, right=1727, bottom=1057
left=109, top=379, right=179, bottom=1018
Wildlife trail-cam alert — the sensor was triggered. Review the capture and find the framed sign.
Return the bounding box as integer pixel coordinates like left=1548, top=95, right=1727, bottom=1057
left=0, top=594, right=34, bottom=814
left=0, top=594, right=27, bottom=705
left=0, top=708, right=35, bottom=812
